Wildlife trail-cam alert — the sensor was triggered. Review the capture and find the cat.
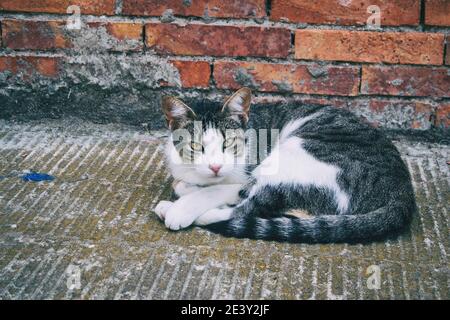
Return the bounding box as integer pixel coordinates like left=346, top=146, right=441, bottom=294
left=153, top=87, right=416, bottom=243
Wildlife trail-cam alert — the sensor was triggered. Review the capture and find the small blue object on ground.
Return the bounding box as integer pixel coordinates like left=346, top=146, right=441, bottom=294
left=22, top=172, right=55, bottom=182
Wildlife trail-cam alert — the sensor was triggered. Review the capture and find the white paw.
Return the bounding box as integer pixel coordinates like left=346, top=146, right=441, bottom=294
left=153, top=200, right=174, bottom=220
left=195, top=207, right=233, bottom=226
left=164, top=207, right=197, bottom=231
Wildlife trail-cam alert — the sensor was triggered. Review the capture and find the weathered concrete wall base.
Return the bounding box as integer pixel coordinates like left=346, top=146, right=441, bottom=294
left=0, top=2, right=448, bottom=132
left=0, top=52, right=448, bottom=132
left=0, top=85, right=164, bottom=127
left=1, top=80, right=448, bottom=134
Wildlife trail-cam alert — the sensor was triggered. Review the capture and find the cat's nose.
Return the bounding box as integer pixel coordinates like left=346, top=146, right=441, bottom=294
left=209, top=164, right=222, bottom=175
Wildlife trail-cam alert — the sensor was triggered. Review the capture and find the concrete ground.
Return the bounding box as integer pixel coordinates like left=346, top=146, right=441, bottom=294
left=0, top=119, right=448, bottom=300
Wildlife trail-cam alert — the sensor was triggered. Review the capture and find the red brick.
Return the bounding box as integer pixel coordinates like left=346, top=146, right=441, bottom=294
left=214, top=61, right=360, bottom=96
left=435, top=102, right=450, bottom=129
left=425, top=0, right=450, bottom=26
left=2, top=20, right=143, bottom=51
left=123, top=0, right=266, bottom=18
left=361, top=66, right=450, bottom=97
left=2, top=20, right=70, bottom=50
left=271, top=0, right=419, bottom=26
left=145, top=23, right=290, bottom=58
left=0, top=56, right=60, bottom=79
left=295, top=30, right=445, bottom=65
left=251, top=95, right=340, bottom=106
left=170, top=60, right=210, bottom=88
left=0, top=0, right=115, bottom=15
left=95, top=23, right=142, bottom=41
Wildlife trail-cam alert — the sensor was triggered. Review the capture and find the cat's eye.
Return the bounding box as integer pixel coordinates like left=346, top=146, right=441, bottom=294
left=190, top=141, right=203, bottom=152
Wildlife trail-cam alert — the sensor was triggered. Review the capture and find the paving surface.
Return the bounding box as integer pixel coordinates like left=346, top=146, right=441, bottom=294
left=0, top=119, right=448, bottom=300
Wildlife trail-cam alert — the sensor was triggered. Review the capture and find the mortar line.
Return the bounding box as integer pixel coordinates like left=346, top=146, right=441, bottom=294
left=2, top=46, right=450, bottom=70
left=1, top=11, right=448, bottom=33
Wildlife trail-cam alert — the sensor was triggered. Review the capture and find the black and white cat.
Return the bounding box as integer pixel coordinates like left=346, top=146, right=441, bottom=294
left=154, top=88, right=416, bottom=243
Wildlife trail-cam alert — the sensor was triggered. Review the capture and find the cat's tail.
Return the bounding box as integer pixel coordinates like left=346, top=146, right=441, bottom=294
left=204, top=201, right=414, bottom=243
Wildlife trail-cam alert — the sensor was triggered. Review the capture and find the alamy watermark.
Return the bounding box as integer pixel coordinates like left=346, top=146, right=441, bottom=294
left=170, top=122, right=281, bottom=175
left=66, top=5, right=82, bottom=30
left=66, top=264, right=81, bottom=290
left=367, top=5, right=381, bottom=29
left=366, top=265, right=381, bottom=290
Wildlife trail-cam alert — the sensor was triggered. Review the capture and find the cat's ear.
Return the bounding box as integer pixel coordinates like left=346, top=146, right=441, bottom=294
left=221, top=87, right=252, bottom=124
left=162, top=96, right=196, bottom=130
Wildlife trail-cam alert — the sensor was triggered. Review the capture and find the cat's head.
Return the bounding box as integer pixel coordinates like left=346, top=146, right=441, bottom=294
left=162, top=88, right=251, bottom=184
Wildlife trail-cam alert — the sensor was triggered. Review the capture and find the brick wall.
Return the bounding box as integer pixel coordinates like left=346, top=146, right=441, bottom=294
left=0, top=0, right=449, bottom=130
